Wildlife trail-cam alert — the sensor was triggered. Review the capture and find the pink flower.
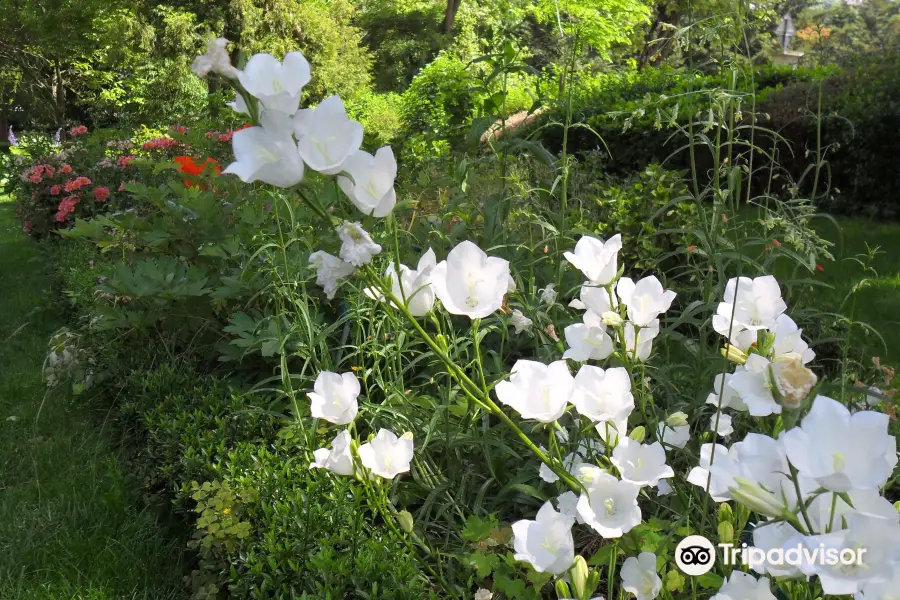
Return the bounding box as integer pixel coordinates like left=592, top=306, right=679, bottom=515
left=117, top=155, right=136, bottom=168
left=60, top=164, right=73, bottom=174
left=93, top=186, right=110, bottom=202
left=141, top=137, right=179, bottom=151
left=64, top=176, right=92, bottom=193
left=169, top=124, right=188, bottom=135
left=23, top=221, right=33, bottom=233
left=50, top=185, right=61, bottom=196
left=816, top=264, right=824, bottom=273
left=27, top=173, right=42, bottom=184
left=70, top=125, right=88, bottom=136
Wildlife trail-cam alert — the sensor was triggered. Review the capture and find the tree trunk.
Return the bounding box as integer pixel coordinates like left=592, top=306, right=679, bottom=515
left=51, top=60, right=66, bottom=132
left=638, top=4, right=682, bottom=69
left=444, top=0, right=462, bottom=33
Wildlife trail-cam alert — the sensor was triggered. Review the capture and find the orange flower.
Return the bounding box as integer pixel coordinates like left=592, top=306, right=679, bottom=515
left=174, top=156, right=221, bottom=188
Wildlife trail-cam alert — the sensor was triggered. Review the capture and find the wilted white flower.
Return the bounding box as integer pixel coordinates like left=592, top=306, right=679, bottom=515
left=338, top=147, right=397, bottom=217
left=191, top=37, right=239, bottom=79
left=238, top=51, right=311, bottom=115
left=866, top=386, right=884, bottom=407
left=293, top=95, right=364, bottom=174
left=611, top=438, right=674, bottom=487
left=337, top=221, right=382, bottom=266
left=495, top=360, right=574, bottom=422
left=223, top=112, right=305, bottom=187
left=576, top=469, right=641, bottom=538
left=772, top=354, right=817, bottom=409
left=711, top=571, right=777, bottom=600
left=474, top=589, right=493, bottom=600
left=512, top=501, right=575, bottom=575
left=709, top=412, right=734, bottom=437
left=563, top=311, right=614, bottom=361
left=308, top=371, right=360, bottom=424
left=616, top=276, right=676, bottom=327
left=621, top=552, right=662, bottom=600
left=564, top=234, right=622, bottom=285
left=539, top=283, right=557, bottom=305
left=782, top=395, right=897, bottom=492
left=509, top=309, right=533, bottom=334
left=310, top=430, right=355, bottom=475
left=358, top=429, right=414, bottom=479
left=309, top=250, right=355, bottom=299
left=365, top=249, right=436, bottom=316
left=570, top=365, right=634, bottom=423
left=430, top=241, right=510, bottom=319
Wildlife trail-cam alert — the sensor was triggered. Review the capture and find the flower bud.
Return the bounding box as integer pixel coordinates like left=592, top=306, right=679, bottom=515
left=601, top=311, right=624, bottom=327
left=397, top=510, right=414, bottom=534
left=629, top=426, right=646, bottom=443
left=729, top=477, right=786, bottom=518
left=721, top=344, right=748, bottom=365
left=718, top=521, right=734, bottom=544
left=555, top=579, right=572, bottom=599
left=569, top=555, right=590, bottom=599
left=666, top=411, right=689, bottom=428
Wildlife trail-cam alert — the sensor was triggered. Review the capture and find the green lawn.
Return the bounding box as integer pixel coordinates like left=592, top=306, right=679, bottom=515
left=806, top=215, right=900, bottom=367
left=0, top=196, right=186, bottom=600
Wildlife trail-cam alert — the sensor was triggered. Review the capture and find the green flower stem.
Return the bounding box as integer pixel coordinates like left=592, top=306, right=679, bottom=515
left=789, top=463, right=815, bottom=535
left=361, top=267, right=583, bottom=493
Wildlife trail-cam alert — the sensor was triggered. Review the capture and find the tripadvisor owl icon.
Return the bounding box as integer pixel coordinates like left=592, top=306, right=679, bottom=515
left=675, top=535, right=716, bottom=576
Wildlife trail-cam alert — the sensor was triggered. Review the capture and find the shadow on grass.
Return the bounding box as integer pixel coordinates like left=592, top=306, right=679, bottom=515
left=0, top=198, right=188, bottom=600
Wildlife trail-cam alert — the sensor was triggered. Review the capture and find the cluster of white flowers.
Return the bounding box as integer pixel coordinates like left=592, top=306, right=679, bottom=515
left=685, top=277, right=900, bottom=597
left=43, top=330, right=94, bottom=390
left=305, top=370, right=414, bottom=480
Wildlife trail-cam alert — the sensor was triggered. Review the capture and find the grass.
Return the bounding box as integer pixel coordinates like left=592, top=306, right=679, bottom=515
left=0, top=195, right=187, bottom=600
left=799, top=214, right=900, bottom=368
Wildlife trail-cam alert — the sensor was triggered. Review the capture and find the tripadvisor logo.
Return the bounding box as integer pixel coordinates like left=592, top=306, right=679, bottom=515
left=674, top=535, right=869, bottom=576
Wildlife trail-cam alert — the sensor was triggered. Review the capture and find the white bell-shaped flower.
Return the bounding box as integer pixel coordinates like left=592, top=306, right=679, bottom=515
left=511, top=501, right=575, bottom=575
left=191, top=37, right=239, bottom=79
left=358, top=429, right=414, bottom=479
left=337, top=221, right=382, bottom=267
left=656, top=422, right=690, bottom=449
left=238, top=51, right=311, bottom=116
left=365, top=248, right=436, bottom=317
left=623, top=319, right=659, bottom=361
left=569, top=365, right=634, bottom=423
left=783, top=395, right=897, bottom=492
left=709, top=412, right=734, bottom=437
left=616, top=276, right=676, bottom=327
left=495, top=360, right=574, bottom=422
left=223, top=112, right=304, bottom=187
left=293, top=95, right=364, bottom=174
left=575, top=468, right=641, bottom=537
left=706, top=372, right=748, bottom=412
left=309, top=430, right=355, bottom=476
left=338, top=147, right=397, bottom=217
left=728, top=354, right=781, bottom=416
left=563, top=310, right=614, bottom=361
left=564, top=234, right=622, bottom=285
left=621, top=552, right=662, bottom=600
left=771, top=313, right=815, bottom=363
left=750, top=521, right=803, bottom=578
left=430, top=241, right=510, bottom=319
left=309, top=250, right=355, bottom=300
left=713, top=275, right=787, bottom=337
left=307, top=371, right=360, bottom=425
left=711, top=571, right=777, bottom=600
left=611, top=438, right=674, bottom=487
left=856, top=568, right=900, bottom=600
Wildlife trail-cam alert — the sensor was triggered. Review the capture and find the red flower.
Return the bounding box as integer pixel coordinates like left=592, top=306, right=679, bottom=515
left=205, top=131, right=217, bottom=139
left=169, top=124, right=188, bottom=135
left=93, top=186, right=110, bottom=202
left=142, top=137, right=179, bottom=151
left=174, top=156, right=221, bottom=188
left=773, top=239, right=781, bottom=247
left=70, top=125, right=88, bottom=137
left=50, top=185, right=61, bottom=196
left=56, top=196, right=79, bottom=222
left=27, top=173, right=42, bottom=184
left=63, top=176, right=92, bottom=193
left=765, top=245, right=772, bottom=251
left=60, top=164, right=73, bottom=174
left=686, top=245, right=696, bottom=252
left=117, top=155, right=136, bottom=168
left=217, top=131, right=233, bottom=143
left=816, top=264, right=824, bottom=273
